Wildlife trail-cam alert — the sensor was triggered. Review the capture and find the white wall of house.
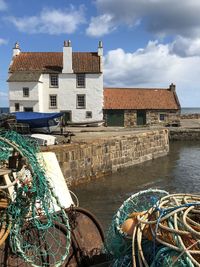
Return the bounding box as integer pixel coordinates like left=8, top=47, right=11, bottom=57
left=40, top=73, right=103, bottom=122
left=8, top=73, right=103, bottom=122
left=8, top=41, right=104, bottom=122
left=9, top=81, right=40, bottom=112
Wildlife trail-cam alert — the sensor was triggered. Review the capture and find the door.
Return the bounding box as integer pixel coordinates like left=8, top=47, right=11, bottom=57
left=106, top=110, right=124, bottom=126
left=137, top=110, right=146, bottom=125
left=61, top=111, right=72, bottom=126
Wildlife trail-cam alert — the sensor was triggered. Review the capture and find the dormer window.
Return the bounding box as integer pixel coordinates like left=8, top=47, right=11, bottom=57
left=76, top=73, right=85, bottom=88
left=50, top=74, right=58, bottom=87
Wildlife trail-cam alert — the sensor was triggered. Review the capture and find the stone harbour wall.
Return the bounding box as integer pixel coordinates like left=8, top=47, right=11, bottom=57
left=180, top=114, right=200, bottom=119
left=169, top=128, right=200, bottom=140
left=42, top=129, right=169, bottom=186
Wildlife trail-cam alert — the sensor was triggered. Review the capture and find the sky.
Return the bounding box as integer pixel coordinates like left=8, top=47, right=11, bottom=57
left=1, top=0, right=200, bottom=107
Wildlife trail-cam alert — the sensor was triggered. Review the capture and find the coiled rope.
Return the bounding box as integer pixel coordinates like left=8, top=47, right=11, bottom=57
left=107, top=189, right=200, bottom=267
left=130, top=193, right=200, bottom=267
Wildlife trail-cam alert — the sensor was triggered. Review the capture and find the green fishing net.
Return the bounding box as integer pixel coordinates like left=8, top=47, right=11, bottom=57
left=0, top=130, right=71, bottom=267
left=105, top=189, right=168, bottom=258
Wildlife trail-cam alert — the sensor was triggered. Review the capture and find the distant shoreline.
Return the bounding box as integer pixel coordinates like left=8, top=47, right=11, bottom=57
left=1, top=107, right=200, bottom=114
left=181, top=107, right=200, bottom=114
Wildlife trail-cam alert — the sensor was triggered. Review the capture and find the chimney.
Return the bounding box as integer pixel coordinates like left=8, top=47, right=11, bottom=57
left=169, top=83, right=176, bottom=92
left=98, top=41, right=103, bottom=72
left=62, top=40, right=73, bottom=73
left=13, top=42, right=21, bottom=57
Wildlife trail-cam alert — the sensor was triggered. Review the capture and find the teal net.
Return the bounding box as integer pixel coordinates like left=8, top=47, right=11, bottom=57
left=0, top=130, right=71, bottom=266
left=105, top=189, right=168, bottom=259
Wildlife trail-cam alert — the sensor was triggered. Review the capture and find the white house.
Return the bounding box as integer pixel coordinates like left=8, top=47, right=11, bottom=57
left=8, top=41, right=104, bottom=124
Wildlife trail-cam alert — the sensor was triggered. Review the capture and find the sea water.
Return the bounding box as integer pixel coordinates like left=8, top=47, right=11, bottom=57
left=72, top=141, right=200, bottom=229
left=181, top=107, right=200, bottom=114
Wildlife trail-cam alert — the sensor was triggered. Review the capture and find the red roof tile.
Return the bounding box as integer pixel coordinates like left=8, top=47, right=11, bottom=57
left=104, top=88, right=180, bottom=110
left=9, top=52, right=100, bottom=73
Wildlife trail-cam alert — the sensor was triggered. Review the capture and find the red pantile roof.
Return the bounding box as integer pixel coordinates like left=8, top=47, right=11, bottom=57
left=104, top=88, right=180, bottom=110
left=9, top=52, right=101, bottom=73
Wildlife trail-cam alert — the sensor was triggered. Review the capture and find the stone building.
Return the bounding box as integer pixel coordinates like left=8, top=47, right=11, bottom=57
left=104, top=84, right=181, bottom=127
left=8, top=41, right=103, bottom=124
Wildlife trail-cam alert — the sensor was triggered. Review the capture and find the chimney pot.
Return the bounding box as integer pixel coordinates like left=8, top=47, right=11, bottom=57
left=98, top=41, right=103, bottom=48
left=169, top=83, right=176, bottom=92
left=12, top=41, right=21, bottom=57
left=64, top=40, right=71, bottom=47
left=14, top=42, right=20, bottom=49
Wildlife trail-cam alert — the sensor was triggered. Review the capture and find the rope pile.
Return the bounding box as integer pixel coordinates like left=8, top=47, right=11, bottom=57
left=0, top=130, right=71, bottom=266
left=106, top=189, right=200, bottom=267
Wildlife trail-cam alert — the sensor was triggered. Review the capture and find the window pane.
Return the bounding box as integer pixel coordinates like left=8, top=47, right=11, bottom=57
left=77, top=95, right=85, bottom=108
left=49, top=95, right=57, bottom=108
left=86, top=111, right=92, bottom=118
left=23, top=87, right=29, bottom=97
left=76, top=74, right=85, bottom=87
left=160, top=114, right=165, bottom=121
left=50, top=75, right=58, bottom=87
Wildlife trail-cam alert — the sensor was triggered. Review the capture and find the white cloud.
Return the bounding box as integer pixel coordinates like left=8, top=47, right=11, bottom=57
left=104, top=41, right=200, bottom=107
left=0, top=38, right=7, bottom=45
left=89, top=0, right=200, bottom=38
left=170, top=36, right=200, bottom=57
left=86, top=14, right=115, bottom=37
left=6, top=5, right=85, bottom=35
left=0, top=0, right=7, bottom=11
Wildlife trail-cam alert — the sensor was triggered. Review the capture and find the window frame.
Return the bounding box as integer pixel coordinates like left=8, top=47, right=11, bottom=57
left=76, top=73, right=86, bottom=88
left=23, top=87, right=29, bottom=97
left=159, top=113, right=165, bottom=121
left=49, top=74, right=59, bottom=88
left=76, top=94, right=86, bottom=109
left=49, top=94, right=57, bottom=109
left=86, top=111, right=92, bottom=118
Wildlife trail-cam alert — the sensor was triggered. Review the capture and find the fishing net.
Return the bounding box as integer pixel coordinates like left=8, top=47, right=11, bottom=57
left=106, top=189, right=200, bottom=267
left=0, top=130, right=71, bottom=267
left=105, top=189, right=168, bottom=258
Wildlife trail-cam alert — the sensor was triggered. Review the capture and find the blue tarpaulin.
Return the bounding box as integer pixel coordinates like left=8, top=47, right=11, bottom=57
left=14, top=112, right=63, bottom=129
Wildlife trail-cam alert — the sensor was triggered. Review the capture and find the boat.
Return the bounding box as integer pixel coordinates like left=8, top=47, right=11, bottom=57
left=67, top=120, right=104, bottom=127
left=14, top=112, right=63, bottom=133
left=0, top=131, right=109, bottom=267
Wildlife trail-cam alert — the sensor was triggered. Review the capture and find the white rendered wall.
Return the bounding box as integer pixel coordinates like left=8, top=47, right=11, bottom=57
left=9, top=81, right=40, bottom=112
left=8, top=73, right=103, bottom=122
left=40, top=73, right=103, bottom=122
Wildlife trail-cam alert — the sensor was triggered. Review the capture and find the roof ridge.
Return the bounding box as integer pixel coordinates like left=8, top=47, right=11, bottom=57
left=19, top=51, right=97, bottom=54
left=104, top=87, right=168, bottom=90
